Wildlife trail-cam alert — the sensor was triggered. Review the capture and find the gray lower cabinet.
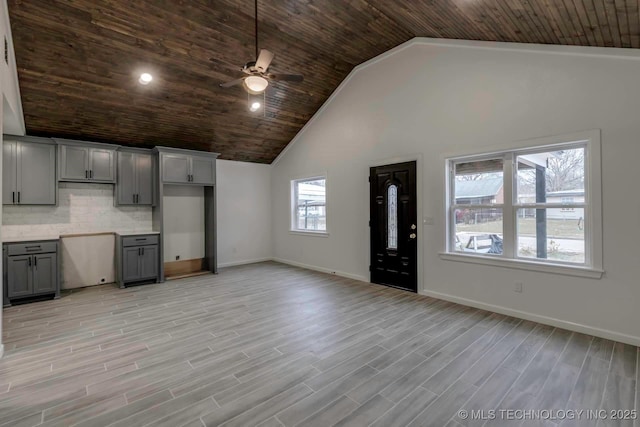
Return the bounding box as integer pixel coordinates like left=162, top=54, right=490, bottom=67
left=157, top=148, right=217, bottom=185
left=116, top=234, right=160, bottom=288
left=56, top=139, right=118, bottom=183
left=3, top=137, right=57, bottom=205
left=116, top=150, right=155, bottom=206
left=3, top=240, right=60, bottom=306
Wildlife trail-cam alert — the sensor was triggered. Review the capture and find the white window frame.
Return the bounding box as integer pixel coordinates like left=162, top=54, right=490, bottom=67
left=290, top=175, right=329, bottom=236
left=441, top=130, right=603, bottom=279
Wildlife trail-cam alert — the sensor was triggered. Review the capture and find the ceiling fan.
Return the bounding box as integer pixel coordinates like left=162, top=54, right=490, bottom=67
left=219, top=0, right=303, bottom=97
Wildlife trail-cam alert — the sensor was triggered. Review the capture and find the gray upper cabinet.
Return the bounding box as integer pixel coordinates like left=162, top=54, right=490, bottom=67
left=116, top=149, right=155, bottom=206
left=191, top=156, right=215, bottom=185
left=3, top=137, right=56, bottom=205
left=56, top=139, right=118, bottom=183
left=161, top=153, right=191, bottom=184
left=156, top=147, right=218, bottom=185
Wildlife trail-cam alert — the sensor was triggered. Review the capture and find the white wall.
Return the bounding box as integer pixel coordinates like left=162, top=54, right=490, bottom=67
left=1, top=0, right=24, bottom=135
left=0, top=70, right=4, bottom=358
left=163, top=185, right=205, bottom=263
left=271, top=38, right=640, bottom=345
left=2, top=183, right=152, bottom=240
left=216, top=160, right=272, bottom=267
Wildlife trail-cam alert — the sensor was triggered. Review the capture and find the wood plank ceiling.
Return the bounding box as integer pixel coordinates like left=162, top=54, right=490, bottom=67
left=8, top=1, right=640, bottom=163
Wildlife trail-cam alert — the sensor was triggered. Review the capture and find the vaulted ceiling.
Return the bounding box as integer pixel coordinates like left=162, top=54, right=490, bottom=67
left=8, top=1, right=640, bottom=163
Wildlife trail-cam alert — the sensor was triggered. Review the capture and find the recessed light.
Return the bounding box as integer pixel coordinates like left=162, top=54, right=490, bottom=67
left=249, top=101, right=261, bottom=112
left=138, top=73, right=153, bottom=85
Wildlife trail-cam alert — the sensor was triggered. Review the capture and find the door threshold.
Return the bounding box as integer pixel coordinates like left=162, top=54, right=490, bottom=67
left=165, top=270, right=211, bottom=281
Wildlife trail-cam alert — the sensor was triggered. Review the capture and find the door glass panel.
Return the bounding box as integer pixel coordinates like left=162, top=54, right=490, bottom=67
left=387, top=185, right=398, bottom=250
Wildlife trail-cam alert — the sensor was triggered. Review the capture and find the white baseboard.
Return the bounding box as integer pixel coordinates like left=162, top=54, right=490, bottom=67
left=272, top=258, right=369, bottom=283
left=0, top=344, right=4, bottom=359
left=419, top=289, right=640, bottom=347
left=218, top=257, right=273, bottom=268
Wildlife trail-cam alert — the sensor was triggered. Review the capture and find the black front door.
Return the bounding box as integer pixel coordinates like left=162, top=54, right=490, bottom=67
left=370, top=161, right=418, bottom=292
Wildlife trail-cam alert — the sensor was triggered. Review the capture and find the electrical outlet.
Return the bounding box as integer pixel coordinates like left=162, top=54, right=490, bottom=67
left=514, top=282, right=523, bottom=293
left=175, top=255, right=180, bottom=261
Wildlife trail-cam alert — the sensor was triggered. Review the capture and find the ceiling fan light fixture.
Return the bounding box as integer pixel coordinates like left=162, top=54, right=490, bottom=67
left=244, top=75, right=269, bottom=94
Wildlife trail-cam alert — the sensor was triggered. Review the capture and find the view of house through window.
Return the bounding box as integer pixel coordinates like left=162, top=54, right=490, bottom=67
left=450, top=143, right=588, bottom=265
left=292, top=177, right=326, bottom=232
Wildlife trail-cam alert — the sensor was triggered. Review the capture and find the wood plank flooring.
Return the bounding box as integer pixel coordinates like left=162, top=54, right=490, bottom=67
left=0, top=261, right=638, bottom=427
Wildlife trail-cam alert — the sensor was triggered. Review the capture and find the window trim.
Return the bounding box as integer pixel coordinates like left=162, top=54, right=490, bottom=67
left=442, top=130, right=603, bottom=278
left=290, top=175, right=328, bottom=235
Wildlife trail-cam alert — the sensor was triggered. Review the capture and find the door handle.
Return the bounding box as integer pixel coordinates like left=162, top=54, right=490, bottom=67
left=409, top=233, right=417, bottom=239
left=411, top=224, right=417, bottom=230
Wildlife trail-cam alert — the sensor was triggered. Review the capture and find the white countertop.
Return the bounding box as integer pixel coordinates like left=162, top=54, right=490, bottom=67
left=2, top=235, right=60, bottom=244
left=116, top=231, right=160, bottom=236
left=3, top=231, right=160, bottom=243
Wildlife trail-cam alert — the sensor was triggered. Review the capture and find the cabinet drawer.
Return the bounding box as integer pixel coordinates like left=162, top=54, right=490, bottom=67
left=7, top=241, right=58, bottom=256
left=122, top=235, right=159, bottom=247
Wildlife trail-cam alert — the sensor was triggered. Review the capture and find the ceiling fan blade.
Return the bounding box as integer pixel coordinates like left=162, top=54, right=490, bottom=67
left=269, top=73, right=304, bottom=82
left=255, top=49, right=274, bottom=73
left=219, top=77, right=245, bottom=88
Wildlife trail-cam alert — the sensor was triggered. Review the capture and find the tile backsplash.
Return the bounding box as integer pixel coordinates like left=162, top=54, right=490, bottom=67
left=2, top=183, right=152, bottom=240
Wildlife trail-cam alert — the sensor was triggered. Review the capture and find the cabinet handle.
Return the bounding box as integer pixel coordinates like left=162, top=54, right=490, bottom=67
left=133, top=194, right=136, bottom=203
left=90, top=170, right=93, bottom=178
left=17, top=192, right=20, bottom=203
left=34, top=256, right=37, bottom=268
left=142, top=247, right=145, bottom=256
left=136, top=194, right=139, bottom=203
left=85, top=170, right=88, bottom=178
left=28, top=257, right=31, bottom=267
left=12, top=192, right=14, bottom=203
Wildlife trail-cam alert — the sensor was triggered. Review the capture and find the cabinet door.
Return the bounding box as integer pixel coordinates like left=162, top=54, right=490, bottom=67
left=117, top=151, right=136, bottom=205
left=17, top=142, right=56, bottom=205
left=122, top=247, right=142, bottom=282
left=32, top=253, right=57, bottom=294
left=162, top=154, right=190, bottom=183
left=136, top=153, right=154, bottom=205
left=89, top=149, right=115, bottom=182
left=190, top=156, right=215, bottom=185
left=2, top=141, right=17, bottom=204
left=59, top=145, right=89, bottom=180
left=139, top=246, right=158, bottom=279
left=7, top=255, right=33, bottom=298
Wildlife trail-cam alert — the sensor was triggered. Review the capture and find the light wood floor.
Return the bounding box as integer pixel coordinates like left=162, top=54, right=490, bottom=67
left=0, top=262, right=638, bottom=427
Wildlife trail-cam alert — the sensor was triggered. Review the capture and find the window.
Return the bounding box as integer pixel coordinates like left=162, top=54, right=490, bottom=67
left=445, top=131, right=602, bottom=275
left=291, top=177, right=327, bottom=233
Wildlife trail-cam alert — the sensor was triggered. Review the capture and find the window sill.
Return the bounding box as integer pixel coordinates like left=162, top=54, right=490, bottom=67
left=289, top=230, right=330, bottom=238
left=438, top=252, right=604, bottom=279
